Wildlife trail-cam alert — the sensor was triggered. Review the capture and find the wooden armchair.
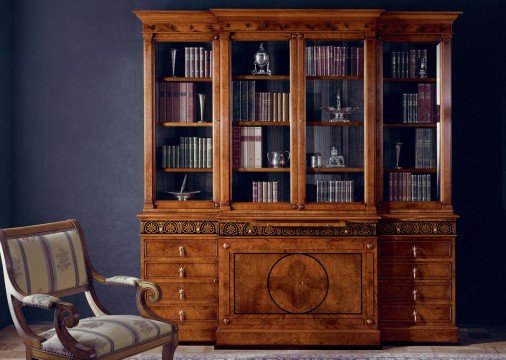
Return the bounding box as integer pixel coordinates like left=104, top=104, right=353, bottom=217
left=0, top=219, right=178, bottom=360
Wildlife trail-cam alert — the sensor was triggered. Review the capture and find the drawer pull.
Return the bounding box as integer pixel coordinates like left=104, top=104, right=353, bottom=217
left=412, top=246, right=418, bottom=257
left=178, top=245, right=185, bottom=257
left=179, top=309, right=185, bottom=322
left=412, top=267, right=418, bottom=279
left=179, top=267, right=185, bottom=278
left=413, top=310, right=418, bottom=323
left=413, top=289, right=418, bottom=301
left=179, top=288, right=185, bottom=300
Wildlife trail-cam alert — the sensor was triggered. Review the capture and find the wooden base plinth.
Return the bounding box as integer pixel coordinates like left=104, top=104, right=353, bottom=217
left=216, top=328, right=380, bottom=346
left=177, top=324, right=217, bottom=342
left=380, top=327, right=459, bottom=343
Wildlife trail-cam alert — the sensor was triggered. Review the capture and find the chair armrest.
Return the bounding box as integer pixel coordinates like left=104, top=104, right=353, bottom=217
left=22, top=294, right=61, bottom=309
left=104, top=275, right=140, bottom=287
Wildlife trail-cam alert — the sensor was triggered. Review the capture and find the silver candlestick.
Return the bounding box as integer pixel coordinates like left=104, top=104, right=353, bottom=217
left=170, top=49, right=177, bottom=77
left=395, top=142, right=403, bottom=169
left=198, top=93, right=206, bottom=123
left=321, top=92, right=359, bottom=122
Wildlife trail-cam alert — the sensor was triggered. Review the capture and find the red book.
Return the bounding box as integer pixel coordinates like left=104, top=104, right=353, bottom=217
left=232, top=127, right=241, bottom=168
left=158, top=82, right=166, bottom=123
left=187, top=83, right=195, bottom=123
left=172, top=83, right=180, bottom=122
left=357, top=47, right=364, bottom=77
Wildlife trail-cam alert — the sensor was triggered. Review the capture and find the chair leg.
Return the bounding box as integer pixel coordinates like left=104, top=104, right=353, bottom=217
left=26, top=348, right=33, bottom=360
left=162, top=343, right=176, bottom=360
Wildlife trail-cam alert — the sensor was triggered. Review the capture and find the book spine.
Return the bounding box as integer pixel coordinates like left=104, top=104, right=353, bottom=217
left=416, top=49, right=421, bottom=78
left=391, top=52, right=397, bottom=78
left=180, top=83, right=187, bottom=123
left=247, top=128, right=255, bottom=167
left=407, top=94, right=413, bottom=123
left=193, top=47, right=199, bottom=78
left=262, top=182, right=268, bottom=202
left=254, top=127, right=262, bottom=168
left=199, top=47, right=204, bottom=78
left=240, top=127, right=247, bottom=167
left=273, top=181, right=278, bottom=202
left=409, top=49, right=416, bottom=78
left=389, top=173, right=393, bottom=201
left=204, top=50, right=209, bottom=78
left=413, top=94, right=418, bottom=123
left=172, top=83, right=180, bottom=122
left=252, top=181, right=258, bottom=202
left=267, top=182, right=273, bottom=202
left=189, top=47, right=194, bottom=77
left=187, top=83, right=195, bottom=123
left=184, top=48, right=189, bottom=77
left=426, top=84, right=433, bottom=123
left=357, top=47, right=364, bottom=77
left=402, top=94, right=407, bottom=123
left=272, top=92, right=278, bottom=122
left=206, top=137, right=212, bottom=168
left=199, top=137, right=204, bottom=168
left=248, top=81, right=256, bottom=121
left=232, top=81, right=240, bottom=121
left=210, top=50, right=213, bottom=77
left=421, top=49, right=428, bottom=77
left=258, top=181, right=263, bottom=202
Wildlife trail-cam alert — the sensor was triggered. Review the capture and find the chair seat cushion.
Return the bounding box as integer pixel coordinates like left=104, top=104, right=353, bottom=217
left=40, top=314, right=174, bottom=358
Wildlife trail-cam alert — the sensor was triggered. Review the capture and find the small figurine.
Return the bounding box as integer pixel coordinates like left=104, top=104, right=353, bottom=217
left=327, top=147, right=345, bottom=168
left=252, top=43, right=271, bottom=75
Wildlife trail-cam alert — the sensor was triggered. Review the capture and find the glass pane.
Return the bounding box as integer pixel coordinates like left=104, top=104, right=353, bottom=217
left=154, top=42, right=214, bottom=201
left=383, top=42, right=441, bottom=202
left=305, top=41, right=364, bottom=203
left=231, top=41, right=291, bottom=203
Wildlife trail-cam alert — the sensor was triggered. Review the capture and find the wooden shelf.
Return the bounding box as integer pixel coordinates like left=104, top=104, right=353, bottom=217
left=233, top=75, right=289, bottom=81
left=385, top=168, right=437, bottom=173
left=159, top=77, right=212, bottom=82
left=162, top=168, right=213, bottom=173
left=384, top=123, right=437, bottom=128
left=307, top=121, right=363, bottom=127
left=158, top=122, right=213, bottom=127
left=383, top=77, right=436, bottom=83
left=234, top=121, right=289, bottom=126
left=307, top=167, right=364, bottom=173
left=307, top=75, right=363, bottom=80
left=234, top=167, right=290, bottom=173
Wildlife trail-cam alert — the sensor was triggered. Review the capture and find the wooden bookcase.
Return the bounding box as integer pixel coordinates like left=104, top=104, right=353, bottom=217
left=135, top=9, right=460, bottom=346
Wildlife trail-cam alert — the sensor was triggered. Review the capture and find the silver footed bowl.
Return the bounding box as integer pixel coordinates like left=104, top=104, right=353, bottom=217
left=165, top=191, right=201, bottom=201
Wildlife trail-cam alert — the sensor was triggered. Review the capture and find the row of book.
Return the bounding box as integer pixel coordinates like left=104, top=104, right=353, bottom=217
left=388, top=173, right=432, bottom=201
left=252, top=181, right=279, bottom=202
left=233, top=81, right=290, bottom=122
left=184, top=47, right=213, bottom=78
left=415, top=129, right=436, bottom=169
left=232, top=127, right=262, bottom=168
left=316, top=180, right=355, bottom=203
left=391, top=50, right=428, bottom=78
left=156, top=82, right=195, bottom=123
left=400, top=84, right=437, bottom=123
left=306, top=46, right=364, bottom=77
left=161, top=137, right=212, bottom=169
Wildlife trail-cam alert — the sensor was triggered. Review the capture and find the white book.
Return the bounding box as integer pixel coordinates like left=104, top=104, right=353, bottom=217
left=267, top=182, right=273, bottom=202
left=254, top=127, right=262, bottom=168
left=262, top=182, right=268, bottom=202
left=206, top=138, right=212, bottom=169
left=199, top=47, right=204, bottom=77
left=273, top=181, right=278, bottom=202
left=189, top=47, right=194, bottom=77
left=184, top=48, right=189, bottom=77
left=246, top=127, right=255, bottom=167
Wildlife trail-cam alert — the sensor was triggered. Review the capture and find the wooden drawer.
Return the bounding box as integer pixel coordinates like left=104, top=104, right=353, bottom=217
left=159, top=282, right=218, bottom=301
left=145, top=262, right=217, bottom=279
left=380, top=305, right=452, bottom=324
left=380, top=262, right=451, bottom=280
left=380, top=284, right=452, bottom=301
left=151, top=305, right=218, bottom=322
left=380, top=240, right=452, bottom=258
left=145, top=238, right=217, bottom=258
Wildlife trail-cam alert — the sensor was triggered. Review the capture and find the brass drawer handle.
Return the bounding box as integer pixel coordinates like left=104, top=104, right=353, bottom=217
left=412, top=267, right=418, bottom=279
left=179, top=267, right=185, bottom=278
left=412, top=246, right=418, bottom=257
left=413, top=289, right=418, bottom=301
left=413, top=310, right=418, bottom=323
left=179, top=309, right=185, bottom=322
left=178, top=245, right=185, bottom=257
left=179, top=288, right=185, bottom=300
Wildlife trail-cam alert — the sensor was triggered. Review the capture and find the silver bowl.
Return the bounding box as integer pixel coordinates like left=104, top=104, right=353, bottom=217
left=165, top=191, right=201, bottom=201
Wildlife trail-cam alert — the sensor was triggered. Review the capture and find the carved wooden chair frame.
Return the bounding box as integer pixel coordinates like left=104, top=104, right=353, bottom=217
left=0, top=219, right=178, bottom=360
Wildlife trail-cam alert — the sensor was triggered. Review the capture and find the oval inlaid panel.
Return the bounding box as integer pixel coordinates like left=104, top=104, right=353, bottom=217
left=267, top=254, right=329, bottom=313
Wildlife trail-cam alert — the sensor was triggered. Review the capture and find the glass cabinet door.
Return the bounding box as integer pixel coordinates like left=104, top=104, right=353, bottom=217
left=154, top=41, right=214, bottom=202
left=382, top=42, right=441, bottom=203
left=304, top=40, right=365, bottom=205
left=230, top=40, right=292, bottom=205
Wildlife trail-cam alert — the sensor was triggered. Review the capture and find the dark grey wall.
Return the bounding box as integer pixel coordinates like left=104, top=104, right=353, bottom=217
left=5, top=0, right=506, bottom=325
left=0, top=0, right=13, bottom=330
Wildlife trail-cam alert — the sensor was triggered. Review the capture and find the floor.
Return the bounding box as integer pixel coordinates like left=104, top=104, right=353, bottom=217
left=1, top=325, right=506, bottom=359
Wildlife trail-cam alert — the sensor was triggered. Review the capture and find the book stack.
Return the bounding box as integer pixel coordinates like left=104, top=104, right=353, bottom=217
left=232, top=81, right=290, bottom=122
left=391, top=49, right=428, bottom=78
left=306, top=46, right=364, bottom=76
left=232, top=127, right=262, bottom=168
left=415, top=129, right=436, bottom=169
left=401, top=84, right=436, bottom=123
left=156, top=82, right=195, bottom=123
left=161, top=137, right=212, bottom=168
left=252, top=181, right=279, bottom=202
left=388, top=173, right=432, bottom=201
left=184, top=47, right=213, bottom=77
left=316, top=180, right=354, bottom=202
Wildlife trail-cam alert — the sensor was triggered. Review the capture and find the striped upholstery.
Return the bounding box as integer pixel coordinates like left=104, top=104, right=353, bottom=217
left=40, top=315, right=174, bottom=358
left=4, top=228, right=88, bottom=295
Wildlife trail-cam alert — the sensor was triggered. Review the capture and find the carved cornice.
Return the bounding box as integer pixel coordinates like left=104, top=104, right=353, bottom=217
left=141, top=220, right=218, bottom=234
left=378, top=221, right=456, bottom=235
left=378, top=23, right=451, bottom=35
left=219, top=21, right=375, bottom=33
